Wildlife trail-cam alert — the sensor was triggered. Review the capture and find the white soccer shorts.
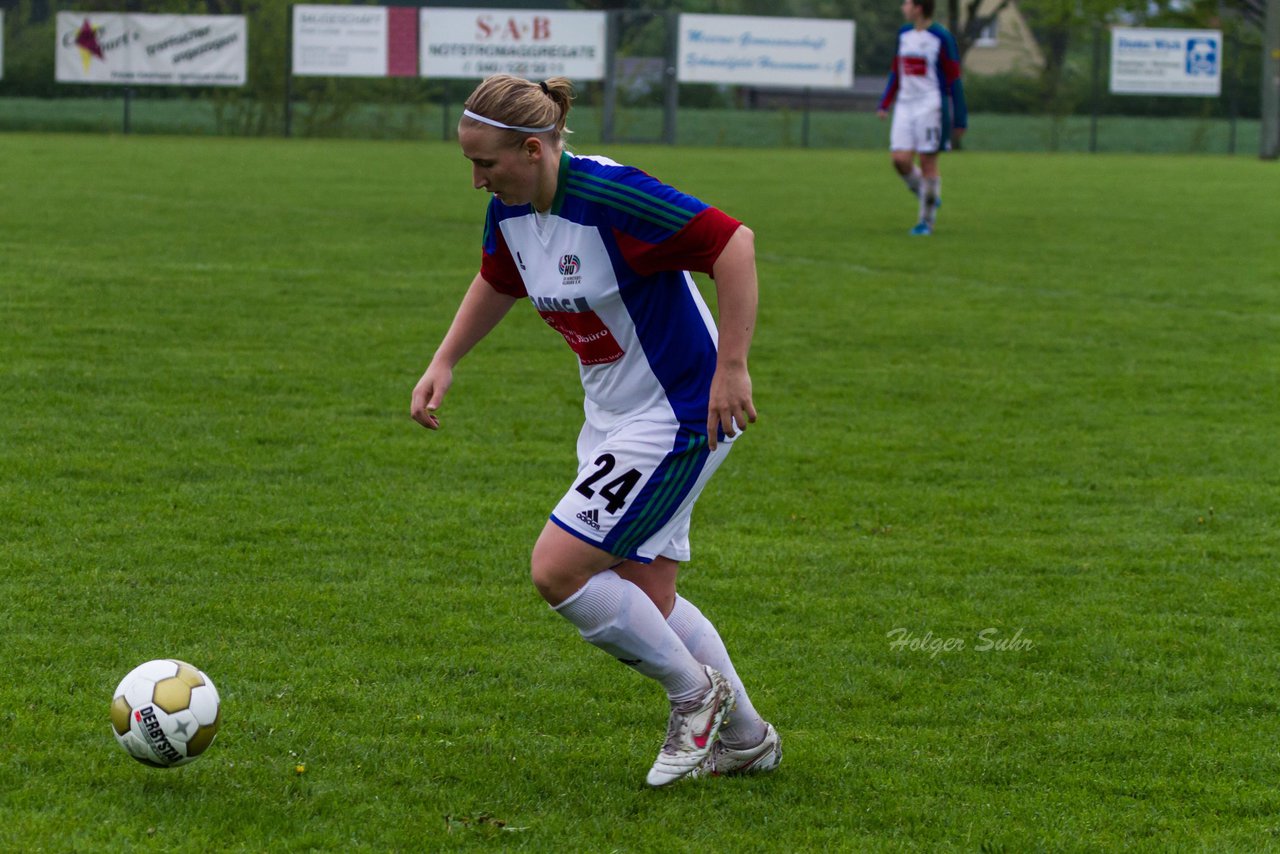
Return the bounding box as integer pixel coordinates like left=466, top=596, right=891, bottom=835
left=890, top=102, right=944, bottom=154
left=550, top=419, right=732, bottom=563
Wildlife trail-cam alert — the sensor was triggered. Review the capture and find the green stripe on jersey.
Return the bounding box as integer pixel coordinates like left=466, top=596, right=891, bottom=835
left=570, top=170, right=696, bottom=221
left=549, top=152, right=572, bottom=216
left=565, top=174, right=693, bottom=232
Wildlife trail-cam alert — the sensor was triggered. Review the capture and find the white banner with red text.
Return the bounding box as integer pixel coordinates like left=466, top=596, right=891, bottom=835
left=292, top=5, right=418, bottom=78
left=419, top=8, right=606, bottom=81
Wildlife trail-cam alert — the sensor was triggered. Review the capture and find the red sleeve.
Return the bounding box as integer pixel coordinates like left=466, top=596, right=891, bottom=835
left=614, top=207, right=742, bottom=278
left=479, top=225, right=526, bottom=298
left=941, top=56, right=961, bottom=84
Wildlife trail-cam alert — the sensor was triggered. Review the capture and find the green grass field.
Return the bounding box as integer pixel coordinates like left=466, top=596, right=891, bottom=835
left=2, top=132, right=1279, bottom=851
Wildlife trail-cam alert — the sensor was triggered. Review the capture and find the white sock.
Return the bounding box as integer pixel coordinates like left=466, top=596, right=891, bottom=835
left=666, top=595, right=768, bottom=748
left=553, top=570, right=710, bottom=705
left=921, top=177, right=941, bottom=226
left=900, top=166, right=922, bottom=196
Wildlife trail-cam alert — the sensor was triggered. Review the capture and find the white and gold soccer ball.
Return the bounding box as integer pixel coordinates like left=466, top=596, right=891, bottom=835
left=110, top=659, right=222, bottom=768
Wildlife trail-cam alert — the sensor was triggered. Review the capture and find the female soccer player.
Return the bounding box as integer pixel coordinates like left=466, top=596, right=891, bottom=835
left=410, top=75, right=780, bottom=786
left=877, top=0, right=968, bottom=236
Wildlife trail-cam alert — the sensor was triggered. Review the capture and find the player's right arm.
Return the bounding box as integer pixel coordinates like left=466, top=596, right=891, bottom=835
left=411, top=272, right=518, bottom=430
left=877, top=28, right=905, bottom=118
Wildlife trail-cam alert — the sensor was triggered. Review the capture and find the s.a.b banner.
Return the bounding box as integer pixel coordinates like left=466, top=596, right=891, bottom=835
left=420, top=9, right=605, bottom=81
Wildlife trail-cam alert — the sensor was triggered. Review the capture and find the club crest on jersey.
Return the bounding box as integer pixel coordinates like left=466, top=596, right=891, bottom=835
left=558, top=254, right=582, bottom=285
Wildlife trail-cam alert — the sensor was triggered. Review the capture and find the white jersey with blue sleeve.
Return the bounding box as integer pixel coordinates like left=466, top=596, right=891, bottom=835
left=479, top=152, right=742, bottom=436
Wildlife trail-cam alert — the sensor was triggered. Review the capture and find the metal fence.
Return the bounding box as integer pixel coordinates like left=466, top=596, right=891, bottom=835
left=1, top=2, right=1274, bottom=156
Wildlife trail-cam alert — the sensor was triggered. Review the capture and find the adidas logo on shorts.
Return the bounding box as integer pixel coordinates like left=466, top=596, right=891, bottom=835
left=576, top=508, right=601, bottom=530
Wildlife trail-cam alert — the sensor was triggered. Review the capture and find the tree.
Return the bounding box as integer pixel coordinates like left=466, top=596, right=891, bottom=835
left=947, top=0, right=1019, bottom=62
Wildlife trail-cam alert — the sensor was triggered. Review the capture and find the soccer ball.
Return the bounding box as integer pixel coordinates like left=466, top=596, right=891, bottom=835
left=110, top=659, right=222, bottom=768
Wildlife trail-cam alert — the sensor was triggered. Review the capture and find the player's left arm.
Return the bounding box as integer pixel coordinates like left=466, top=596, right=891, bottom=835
left=942, top=30, right=968, bottom=138
left=707, top=225, right=758, bottom=451
left=593, top=165, right=757, bottom=446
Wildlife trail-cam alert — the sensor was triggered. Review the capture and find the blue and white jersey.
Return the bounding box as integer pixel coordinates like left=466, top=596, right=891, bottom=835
left=480, top=152, right=741, bottom=435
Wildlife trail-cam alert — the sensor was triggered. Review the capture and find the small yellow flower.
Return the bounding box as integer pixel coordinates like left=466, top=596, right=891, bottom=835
left=295, top=764, right=306, bottom=775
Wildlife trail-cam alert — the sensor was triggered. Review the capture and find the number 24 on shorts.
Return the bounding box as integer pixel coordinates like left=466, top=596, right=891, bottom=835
left=575, top=453, right=642, bottom=514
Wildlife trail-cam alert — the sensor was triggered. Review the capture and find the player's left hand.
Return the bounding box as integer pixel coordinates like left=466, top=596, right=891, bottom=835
left=706, top=363, right=756, bottom=451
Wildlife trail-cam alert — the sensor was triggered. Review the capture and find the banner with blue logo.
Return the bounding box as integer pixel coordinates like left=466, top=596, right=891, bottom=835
left=1110, top=27, right=1221, bottom=96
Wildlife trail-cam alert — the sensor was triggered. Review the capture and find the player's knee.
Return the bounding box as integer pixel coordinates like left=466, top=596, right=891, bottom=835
left=646, top=588, right=676, bottom=619
left=529, top=550, right=585, bottom=607
left=529, top=555, right=558, bottom=603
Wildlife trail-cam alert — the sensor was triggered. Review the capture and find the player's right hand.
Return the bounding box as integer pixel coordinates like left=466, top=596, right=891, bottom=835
left=877, top=109, right=888, bottom=120
left=410, top=363, right=452, bottom=430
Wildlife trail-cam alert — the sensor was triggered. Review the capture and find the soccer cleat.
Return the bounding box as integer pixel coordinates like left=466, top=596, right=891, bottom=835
left=910, top=221, right=932, bottom=236
left=689, top=723, right=782, bottom=778
left=645, top=666, right=735, bottom=787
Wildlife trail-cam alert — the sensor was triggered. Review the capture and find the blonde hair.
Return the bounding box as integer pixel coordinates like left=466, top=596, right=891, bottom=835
left=462, top=75, right=574, bottom=145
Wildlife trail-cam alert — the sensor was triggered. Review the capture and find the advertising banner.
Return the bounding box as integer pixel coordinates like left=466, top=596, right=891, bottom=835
left=292, top=5, right=418, bottom=77
left=677, top=14, right=855, bottom=89
left=1110, top=27, right=1222, bottom=96
left=56, top=12, right=246, bottom=86
left=420, top=9, right=606, bottom=81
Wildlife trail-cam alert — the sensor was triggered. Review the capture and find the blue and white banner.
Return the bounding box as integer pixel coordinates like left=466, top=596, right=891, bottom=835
left=55, top=12, right=246, bottom=86
left=1110, top=27, right=1221, bottom=96
left=677, top=13, right=854, bottom=89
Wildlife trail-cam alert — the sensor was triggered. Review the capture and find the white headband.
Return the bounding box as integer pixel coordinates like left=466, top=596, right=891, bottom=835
left=462, top=109, right=556, bottom=134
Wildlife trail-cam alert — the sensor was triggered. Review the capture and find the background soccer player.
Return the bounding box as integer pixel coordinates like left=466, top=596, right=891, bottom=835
left=877, top=0, right=969, bottom=236
left=411, top=75, right=781, bottom=786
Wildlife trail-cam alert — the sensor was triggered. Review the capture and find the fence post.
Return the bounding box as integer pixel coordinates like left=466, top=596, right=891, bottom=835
left=662, top=10, right=677, bottom=145
left=602, top=9, right=618, bottom=144
left=284, top=4, right=293, bottom=138
left=802, top=87, right=812, bottom=148
left=1263, top=0, right=1279, bottom=159
left=1089, top=25, right=1102, bottom=154
left=1228, top=26, right=1239, bottom=155
left=442, top=81, right=450, bottom=142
